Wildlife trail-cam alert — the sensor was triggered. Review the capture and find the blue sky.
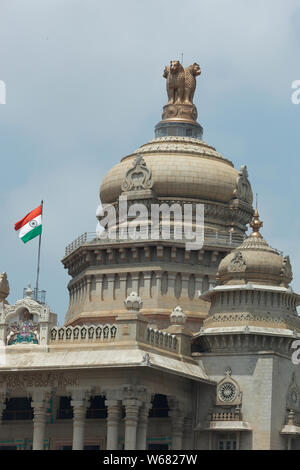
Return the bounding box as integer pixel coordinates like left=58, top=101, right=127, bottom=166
left=0, top=0, right=300, bottom=324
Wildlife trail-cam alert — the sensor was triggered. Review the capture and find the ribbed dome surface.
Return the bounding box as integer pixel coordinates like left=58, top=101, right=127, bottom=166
left=100, top=136, right=241, bottom=205
left=217, top=220, right=292, bottom=287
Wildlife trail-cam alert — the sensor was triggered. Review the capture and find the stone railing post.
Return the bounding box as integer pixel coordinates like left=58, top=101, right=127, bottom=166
left=115, top=292, right=148, bottom=343
left=38, top=305, right=52, bottom=347
left=164, top=306, right=193, bottom=357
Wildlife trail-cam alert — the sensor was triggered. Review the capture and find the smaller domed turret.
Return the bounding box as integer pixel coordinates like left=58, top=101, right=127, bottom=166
left=199, top=210, right=300, bottom=332
left=216, top=211, right=292, bottom=288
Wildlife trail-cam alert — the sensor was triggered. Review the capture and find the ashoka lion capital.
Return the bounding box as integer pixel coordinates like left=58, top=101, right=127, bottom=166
left=162, top=60, right=201, bottom=123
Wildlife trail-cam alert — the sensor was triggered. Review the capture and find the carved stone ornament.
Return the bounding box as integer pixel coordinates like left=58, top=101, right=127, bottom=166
left=232, top=165, right=253, bottom=205
left=121, top=154, right=153, bottom=192
left=170, top=305, right=186, bottom=325
left=228, top=251, right=247, bottom=273
left=0, top=272, right=9, bottom=302
left=281, top=256, right=293, bottom=285
left=124, top=291, right=143, bottom=311
left=286, top=372, right=300, bottom=411
left=216, top=368, right=242, bottom=406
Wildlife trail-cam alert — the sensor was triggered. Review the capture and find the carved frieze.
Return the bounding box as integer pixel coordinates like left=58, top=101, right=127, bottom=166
left=0, top=372, right=80, bottom=389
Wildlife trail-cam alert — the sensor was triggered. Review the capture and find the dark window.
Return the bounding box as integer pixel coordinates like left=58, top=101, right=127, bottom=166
left=57, top=396, right=73, bottom=420
left=2, top=397, right=33, bottom=421
left=148, top=443, right=169, bottom=450
left=86, top=396, right=107, bottom=419
left=217, top=433, right=237, bottom=450
left=149, top=394, right=169, bottom=418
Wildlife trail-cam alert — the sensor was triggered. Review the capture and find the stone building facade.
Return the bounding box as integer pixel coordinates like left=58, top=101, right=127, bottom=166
left=0, top=60, right=299, bottom=450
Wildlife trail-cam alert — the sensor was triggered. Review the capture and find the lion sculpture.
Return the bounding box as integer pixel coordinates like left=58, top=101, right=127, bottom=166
left=184, top=63, right=201, bottom=104
left=163, top=60, right=201, bottom=106
left=163, top=60, right=185, bottom=105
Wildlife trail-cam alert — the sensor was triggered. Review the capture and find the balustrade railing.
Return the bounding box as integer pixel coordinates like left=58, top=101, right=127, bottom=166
left=64, top=228, right=246, bottom=256
left=50, top=324, right=117, bottom=343
left=146, top=327, right=177, bottom=351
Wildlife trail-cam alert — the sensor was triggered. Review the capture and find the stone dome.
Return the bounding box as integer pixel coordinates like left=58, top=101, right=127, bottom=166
left=100, top=136, right=251, bottom=206
left=217, top=211, right=293, bottom=287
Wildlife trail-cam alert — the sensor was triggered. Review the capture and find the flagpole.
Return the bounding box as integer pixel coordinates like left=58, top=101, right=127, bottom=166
left=35, top=200, right=43, bottom=298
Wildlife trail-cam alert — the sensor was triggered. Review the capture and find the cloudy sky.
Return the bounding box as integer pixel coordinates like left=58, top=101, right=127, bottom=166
left=1, top=0, right=300, bottom=323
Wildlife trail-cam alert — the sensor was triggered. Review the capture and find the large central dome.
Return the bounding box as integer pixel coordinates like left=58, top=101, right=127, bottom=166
left=100, top=59, right=253, bottom=235
left=101, top=136, right=247, bottom=207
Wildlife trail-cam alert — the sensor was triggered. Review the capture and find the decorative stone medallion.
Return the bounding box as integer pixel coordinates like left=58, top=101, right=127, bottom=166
left=218, top=382, right=237, bottom=402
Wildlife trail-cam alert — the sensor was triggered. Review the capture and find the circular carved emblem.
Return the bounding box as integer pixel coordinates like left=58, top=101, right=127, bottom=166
left=218, top=382, right=237, bottom=402
left=29, top=220, right=38, bottom=228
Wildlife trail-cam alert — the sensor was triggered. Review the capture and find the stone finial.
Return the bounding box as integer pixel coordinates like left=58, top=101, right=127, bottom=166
left=170, top=305, right=186, bottom=325
left=25, top=282, right=33, bottom=298
left=249, top=210, right=263, bottom=238
left=0, top=272, right=9, bottom=302
left=124, top=291, right=143, bottom=312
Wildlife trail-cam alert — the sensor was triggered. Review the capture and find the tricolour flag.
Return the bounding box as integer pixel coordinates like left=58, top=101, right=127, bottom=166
left=14, top=204, right=42, bottom=243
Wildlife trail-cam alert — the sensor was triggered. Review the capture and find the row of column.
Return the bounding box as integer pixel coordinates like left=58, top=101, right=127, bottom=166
left=0, top=387, right=192, bottom=450
left=106, top=398, right=152, bottom=450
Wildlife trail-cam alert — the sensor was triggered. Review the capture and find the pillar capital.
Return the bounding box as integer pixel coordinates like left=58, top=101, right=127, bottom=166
left=123, top=398, right=142, bottom=410
left=29, top=388, right=52, bottom=409
left=68, top=387, right=91, bottom=407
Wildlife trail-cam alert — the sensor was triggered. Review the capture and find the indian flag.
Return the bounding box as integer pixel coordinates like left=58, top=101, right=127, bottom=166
left=14, top=204, right=42, bottom=243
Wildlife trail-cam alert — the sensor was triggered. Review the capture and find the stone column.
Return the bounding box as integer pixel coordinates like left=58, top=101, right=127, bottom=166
left=169, top=399, right=184, bottom=450
left=105, top=399, right=122, bottom=450
left=70, top=389, right=90, bottom=450
left=31, top=389, right=51, bottom=450
left=136, top=402, right=152, bottom=450
left=170, top=414, right=184, bottom=450
left=123, top=399, right=141, bottom=450
left=182, top=416, right=193, bottom=449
